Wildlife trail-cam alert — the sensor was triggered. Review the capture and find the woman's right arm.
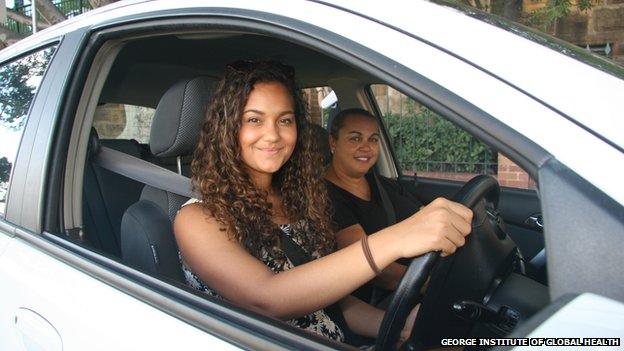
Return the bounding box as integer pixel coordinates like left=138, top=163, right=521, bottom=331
left=174, top=198, right=471, bottom=321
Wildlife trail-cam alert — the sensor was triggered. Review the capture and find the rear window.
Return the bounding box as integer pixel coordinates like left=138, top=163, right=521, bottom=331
left=93, top=103, right=155, bottom=143
left=0, top=46, right=57, bottom=215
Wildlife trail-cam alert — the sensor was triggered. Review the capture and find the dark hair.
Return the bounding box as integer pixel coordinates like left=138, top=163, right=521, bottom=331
left=329, top=108, right=377, bottom=138
left=191, top=60, right=335, bottom=259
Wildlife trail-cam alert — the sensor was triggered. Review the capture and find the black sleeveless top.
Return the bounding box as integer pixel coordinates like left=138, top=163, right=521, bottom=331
left=326, top=174, right=421, bottom=301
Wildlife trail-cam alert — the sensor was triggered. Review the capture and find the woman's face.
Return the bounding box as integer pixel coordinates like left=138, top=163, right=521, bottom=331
left=330, top=114, right=380, bottom=177
left=238, top=81, right=297, bottom=183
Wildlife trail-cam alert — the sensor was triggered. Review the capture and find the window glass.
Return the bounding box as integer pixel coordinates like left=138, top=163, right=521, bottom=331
left=371, top=84, right=536, bottom=190
left=0, top=46, right=57, bottom=215
left=301, top=86, right=336, bottom=128
left=93, top=103, right=155, bottom=144
left=94, top=90, right=333, bottom=144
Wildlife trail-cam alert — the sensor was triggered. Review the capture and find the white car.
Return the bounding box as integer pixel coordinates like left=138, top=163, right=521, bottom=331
left=0, top=1, right=622, bottom=350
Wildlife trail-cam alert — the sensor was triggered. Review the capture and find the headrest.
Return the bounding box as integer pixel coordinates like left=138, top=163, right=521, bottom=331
left=149, top=77, right=216, bottom=158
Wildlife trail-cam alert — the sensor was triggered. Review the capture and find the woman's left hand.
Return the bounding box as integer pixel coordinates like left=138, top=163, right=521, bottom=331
left=397, top=304, right=420, bottom=347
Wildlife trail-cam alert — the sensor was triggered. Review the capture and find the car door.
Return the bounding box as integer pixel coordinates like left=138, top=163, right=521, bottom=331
left=0, top=30, right=242, bottom=351
left=0, top=43, right=64, bottom=351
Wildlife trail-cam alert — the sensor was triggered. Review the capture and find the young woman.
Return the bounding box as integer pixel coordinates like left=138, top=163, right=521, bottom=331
left=174, top=61, right=472, bottom=345
left=325, top=108, right=421, bottom=303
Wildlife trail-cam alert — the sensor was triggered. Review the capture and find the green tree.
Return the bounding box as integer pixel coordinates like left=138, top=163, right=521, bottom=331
left=1, top=1, right=118, bottom=47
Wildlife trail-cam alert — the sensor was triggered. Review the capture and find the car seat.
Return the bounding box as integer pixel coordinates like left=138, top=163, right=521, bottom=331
left=120, top=76, right=215, bottom=282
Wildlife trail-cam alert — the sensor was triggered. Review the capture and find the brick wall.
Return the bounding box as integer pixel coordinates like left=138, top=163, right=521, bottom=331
left=405, top=160, right=536, bottom=190
left=497, top=154, right=536, bottom=189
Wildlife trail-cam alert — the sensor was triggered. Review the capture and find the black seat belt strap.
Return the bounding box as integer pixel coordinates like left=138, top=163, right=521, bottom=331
left=279, top=232, right=357, bottom=342
left=372, top=172, right=396, bottom=225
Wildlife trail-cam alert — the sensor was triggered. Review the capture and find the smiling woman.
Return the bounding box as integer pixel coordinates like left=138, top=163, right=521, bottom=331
left=238, top=81, right=298, bottom=185
left=325, top=108, right=423, bottom=304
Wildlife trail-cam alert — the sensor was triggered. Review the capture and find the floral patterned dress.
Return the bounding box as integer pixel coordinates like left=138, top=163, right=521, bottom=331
left=179, top=199, right=345, bottom=343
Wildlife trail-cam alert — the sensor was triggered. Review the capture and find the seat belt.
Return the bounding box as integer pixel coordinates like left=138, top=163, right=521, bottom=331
left=93, top=146, right=198, bottom=199
left=371, top=172, right=402, bottom=306
left=371, top=172, right=396, bottom=226
left=279, top=232, right=358, bottom=343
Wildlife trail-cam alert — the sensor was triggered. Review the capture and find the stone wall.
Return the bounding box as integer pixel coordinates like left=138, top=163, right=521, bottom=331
left=93, top=103, right=126, bottom=139
left=93, top=103, right=154, bottom=143
left=525, top=0, right=624, bottom=65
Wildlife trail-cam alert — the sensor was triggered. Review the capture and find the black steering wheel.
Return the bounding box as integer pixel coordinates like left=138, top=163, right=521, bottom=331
left=376, top=175, right=517, bottom=350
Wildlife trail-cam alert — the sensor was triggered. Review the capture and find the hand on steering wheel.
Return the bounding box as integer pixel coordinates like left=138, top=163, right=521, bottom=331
left=376, top=175, right=501, bottom=351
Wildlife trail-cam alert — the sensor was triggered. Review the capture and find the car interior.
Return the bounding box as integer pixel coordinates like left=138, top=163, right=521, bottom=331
left=60, top=29, right=551, bottom=349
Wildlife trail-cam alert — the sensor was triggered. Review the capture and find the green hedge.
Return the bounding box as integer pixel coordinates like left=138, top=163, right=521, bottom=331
left=384, top=107, right=497, bottom=173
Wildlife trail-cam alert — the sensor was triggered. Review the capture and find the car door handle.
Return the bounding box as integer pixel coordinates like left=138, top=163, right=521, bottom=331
left=524, top=213, right=543, bottom=231
left=14, top=308, right=62, bottom=351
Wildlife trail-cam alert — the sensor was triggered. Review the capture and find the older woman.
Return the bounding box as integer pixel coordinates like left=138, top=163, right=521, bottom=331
left=325, top=108, right=423, bottom=304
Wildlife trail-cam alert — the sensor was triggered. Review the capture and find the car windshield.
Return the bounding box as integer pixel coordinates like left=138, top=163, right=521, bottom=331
left=432, top=0, right=624, bottom=80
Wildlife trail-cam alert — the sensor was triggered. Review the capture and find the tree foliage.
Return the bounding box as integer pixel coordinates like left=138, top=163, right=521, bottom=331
left=456, top=0, right=594, bottom=31
left=526, top=0, right=594, bottom=31
left=0, top=47, right=55, bottom=130
left=0, top=157, right=11, bottom=183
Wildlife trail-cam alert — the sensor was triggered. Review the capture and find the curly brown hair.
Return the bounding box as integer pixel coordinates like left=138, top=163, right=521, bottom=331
left=191, top=61, right=335, bottom=259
